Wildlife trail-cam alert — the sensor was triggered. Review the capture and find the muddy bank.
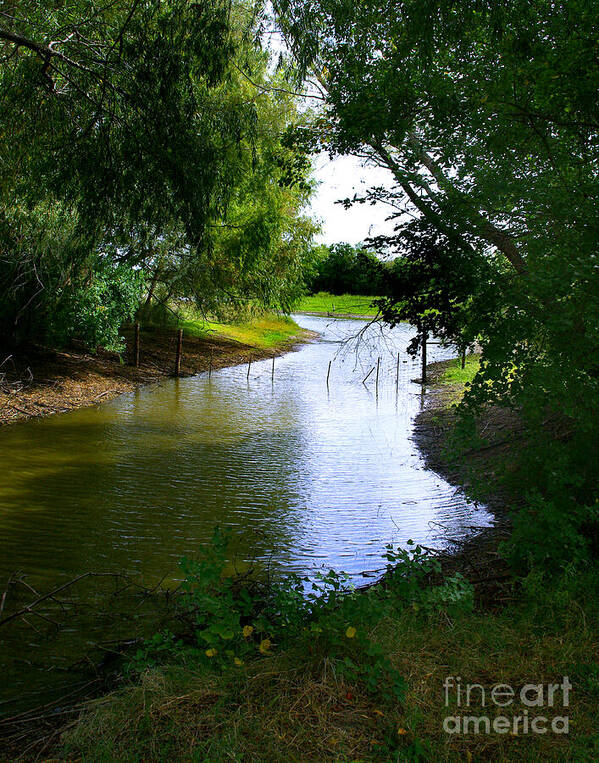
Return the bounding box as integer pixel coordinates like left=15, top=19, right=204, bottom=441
left=411, top=357, right=520, bottom=604
left=0, top=324, right=313, bottom=426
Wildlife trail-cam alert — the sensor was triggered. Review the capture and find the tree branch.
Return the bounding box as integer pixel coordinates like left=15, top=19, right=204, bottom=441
left=406, top=132, right=527, bottom=274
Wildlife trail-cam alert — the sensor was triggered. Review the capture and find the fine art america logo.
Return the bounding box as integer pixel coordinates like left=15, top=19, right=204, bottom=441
left=443, top=676, right=571, bottom=735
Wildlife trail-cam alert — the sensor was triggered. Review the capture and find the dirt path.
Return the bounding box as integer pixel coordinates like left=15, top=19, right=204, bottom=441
left=0, top=325, right=313, bottom=426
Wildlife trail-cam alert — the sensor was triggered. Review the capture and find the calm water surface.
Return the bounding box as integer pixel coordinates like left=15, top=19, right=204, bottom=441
left=0, top=315, right=491, bottom=706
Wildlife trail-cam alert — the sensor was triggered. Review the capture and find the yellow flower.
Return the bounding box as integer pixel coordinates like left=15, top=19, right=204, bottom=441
left=242, top=625, right=254, bottom=638
left=397, top=727, right=408, bottom=736
left=259, top=638, right=272, bottom=654
left=345, top=626, right=357, bottom=639
left=234, top=657, right=244, bottom=666
left=205, top=648, right=217, bottom=658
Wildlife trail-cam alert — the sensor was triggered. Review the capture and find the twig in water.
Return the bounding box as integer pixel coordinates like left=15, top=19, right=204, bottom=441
left=362, top=366, right=375, bottom=385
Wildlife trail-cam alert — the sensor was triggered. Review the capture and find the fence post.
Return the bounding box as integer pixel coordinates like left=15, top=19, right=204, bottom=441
left=175, top=329, right=183, bottom=377
left=134, top=322, right=140, bottom=367
left=421, top=331, right=427, bottom=385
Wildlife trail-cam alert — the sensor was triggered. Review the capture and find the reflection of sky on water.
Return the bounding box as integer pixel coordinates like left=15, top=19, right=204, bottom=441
left=0, top=315, right=492, bottom=706
left=0, top=314, right=491, bottom=587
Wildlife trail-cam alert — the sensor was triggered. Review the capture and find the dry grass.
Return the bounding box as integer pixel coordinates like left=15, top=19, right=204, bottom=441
left=57, top=583, right=599, bottom=763
left=61, top=657, right=405, bottom=762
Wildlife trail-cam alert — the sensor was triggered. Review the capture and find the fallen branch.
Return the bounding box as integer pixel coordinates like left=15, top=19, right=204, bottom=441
left=0, top=572, right=128, bottom=628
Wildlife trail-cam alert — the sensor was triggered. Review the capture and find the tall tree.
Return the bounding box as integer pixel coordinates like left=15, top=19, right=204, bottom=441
left=274, top=0, right=599, bottom=566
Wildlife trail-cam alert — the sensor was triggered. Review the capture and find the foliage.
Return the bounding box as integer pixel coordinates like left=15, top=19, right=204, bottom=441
left=63, top=535, right=599, bottom=761
left=274, top=0, right=599, bottom=573
left=128, top=530, right=473, bottom=708
left=306, top=242, right=387, bottom=295
left=372, top=218, right=500, bottom=356
left=48, top=259, right=144, bottom=351
left=0, top=1, right=317, bottom=347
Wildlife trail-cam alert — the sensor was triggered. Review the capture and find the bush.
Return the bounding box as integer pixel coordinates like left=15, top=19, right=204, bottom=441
left=47, top=259, right=144, bottom=352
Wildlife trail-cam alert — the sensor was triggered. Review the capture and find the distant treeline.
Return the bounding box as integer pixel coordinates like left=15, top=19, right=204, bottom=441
left=307, top=243, right=393, bottom=296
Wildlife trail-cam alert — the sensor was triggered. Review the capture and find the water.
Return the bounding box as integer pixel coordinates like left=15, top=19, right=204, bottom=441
left=0, top=315, right=491, bottom=707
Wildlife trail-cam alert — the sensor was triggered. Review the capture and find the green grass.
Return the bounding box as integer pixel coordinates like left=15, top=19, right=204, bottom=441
left=179, top=313, right=301, bottom=349
left=296, top=291, right=380, bottom=317
left=138, top=302, right=303, bottom=351
left=440, top=354, right=480, bottom=386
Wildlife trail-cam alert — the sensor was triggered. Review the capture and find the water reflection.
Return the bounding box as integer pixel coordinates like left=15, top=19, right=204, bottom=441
left=0, top=315, right=492, bottom=705
left=0, top=315, right=490, bottom=585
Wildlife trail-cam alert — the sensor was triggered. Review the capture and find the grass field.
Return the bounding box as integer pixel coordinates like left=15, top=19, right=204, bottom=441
left=296, top=291, right=379, bottom=317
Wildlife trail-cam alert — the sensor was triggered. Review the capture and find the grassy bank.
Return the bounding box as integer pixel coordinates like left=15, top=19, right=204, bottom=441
left=23, top=355, right=595, bottom=763
left=58, top=583, right=598, bottom=762
left=296, top=291, right=379, bottom=317
left=177, top=312, right=302, bottom=350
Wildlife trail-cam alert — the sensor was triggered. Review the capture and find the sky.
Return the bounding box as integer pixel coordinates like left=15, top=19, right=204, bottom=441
left=307, top=153, right=399, bottom=246
left=263, top=15, right=398, bottom=247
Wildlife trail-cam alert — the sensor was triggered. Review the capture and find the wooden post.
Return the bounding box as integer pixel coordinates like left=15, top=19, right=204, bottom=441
left=134, top=322, right=140, bottom=367
left=175, top=328, right=183, bottom=377
left=271, top=355, right=275, bottom=382
left=247, top=355, right=252, bottom=381
left=375, top=357, right=380, bottom=394
left=421, top=331, right=427, bottom=385
left=209, top=348, right=213, bottom=379
left=326, top=360, right=332, bottom=387
left=396, top=352, right=400, bottom=395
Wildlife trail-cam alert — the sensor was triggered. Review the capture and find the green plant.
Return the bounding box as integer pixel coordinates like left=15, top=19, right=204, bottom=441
left=48, top=260, right=144, bottom=352
left=128, top=531, right=479, bottom=712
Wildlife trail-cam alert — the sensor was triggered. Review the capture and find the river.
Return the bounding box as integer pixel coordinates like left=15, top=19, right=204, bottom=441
left=0, top=315, right=491, bottom=709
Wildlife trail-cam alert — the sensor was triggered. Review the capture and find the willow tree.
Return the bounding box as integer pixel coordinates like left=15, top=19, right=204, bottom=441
left=0, top=0, right=316, bottom=346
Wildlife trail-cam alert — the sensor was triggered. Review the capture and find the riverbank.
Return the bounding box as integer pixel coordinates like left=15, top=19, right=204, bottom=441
left=0, top=315, right=311, bottom=426
left=411, top=354, right=514, bottom=602
left=413, top=355, right=524, bottom=519
left=6, top=354, right=597, bottom=762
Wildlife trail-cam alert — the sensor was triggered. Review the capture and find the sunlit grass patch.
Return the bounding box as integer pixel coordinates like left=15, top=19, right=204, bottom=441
left=296, top=291, right=379, bottom=317
left=179, top=313, right=300, bottom=349
left=138, top=301, right=302, bottom=350
left=440, top=354, right=480, bottom=386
